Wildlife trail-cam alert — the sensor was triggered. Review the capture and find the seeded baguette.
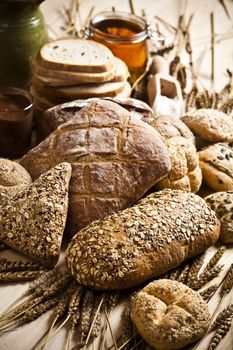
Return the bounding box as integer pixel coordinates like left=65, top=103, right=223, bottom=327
left=66, top=189, right=220, bottom=290
left=39, top=38, right=114, bottom=73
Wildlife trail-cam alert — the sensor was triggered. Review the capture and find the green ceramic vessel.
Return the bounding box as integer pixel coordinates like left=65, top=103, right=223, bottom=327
left=0, top=0, right=48, bottom=87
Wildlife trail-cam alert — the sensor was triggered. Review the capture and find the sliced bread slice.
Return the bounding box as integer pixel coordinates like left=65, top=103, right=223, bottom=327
left=113, top=57, right=130, bottom=82
left=39, top=38, right=114, bottom=73
left=33, top=79, right=127, bottom=99
left=32, top=56, right=116, bottom=85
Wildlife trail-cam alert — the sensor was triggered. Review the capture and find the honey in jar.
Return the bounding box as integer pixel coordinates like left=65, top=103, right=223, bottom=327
left=88, top=12, right=154, bottom=81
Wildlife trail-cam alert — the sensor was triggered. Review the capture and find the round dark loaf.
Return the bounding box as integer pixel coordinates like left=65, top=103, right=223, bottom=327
left=66, top=189, right=220, bottom=290
left=21, top=99, right=171, bottom=235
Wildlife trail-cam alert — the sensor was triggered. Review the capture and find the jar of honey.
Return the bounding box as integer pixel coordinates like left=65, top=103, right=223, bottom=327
left=85, top=12, right=160, bottom=81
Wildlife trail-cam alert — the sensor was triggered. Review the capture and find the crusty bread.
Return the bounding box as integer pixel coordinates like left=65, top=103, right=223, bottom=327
left=39, top=38, right=114, bottom=73
left=20, top=99, right=171, bottom=235
left=38, top=97, right=153, bottom=140
left=205, top=191, right=233, bottom=244
left=151, top=115, right=195, bottom=144
left=0, top=159, right=32, bottom=203
left=131, top=279, right=211, bottom=350
left=182, top=108, right=233, bottom=143
left=154, top=136, right=202, bottom=193
left=150, top=117, right=201, bottom=192
left=0, top=163, right=71, bottom=267
left=66, top=189, right=220, bottom=290
left=199, top=142, right=233, bottom=191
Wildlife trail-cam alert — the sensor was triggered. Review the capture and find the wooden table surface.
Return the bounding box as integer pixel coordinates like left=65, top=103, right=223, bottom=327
left=0, top=0, right=233, bottom=349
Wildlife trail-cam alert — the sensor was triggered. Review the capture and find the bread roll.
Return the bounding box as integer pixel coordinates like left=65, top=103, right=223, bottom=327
left=199, top=142, right=233, bottom=191
left=0, top=158, right=32, bottom=203
left=131, top=279, right=211, bottom=350
left=205, top=191, right=233, bottom=244
left=66, top=189, right=220, bottom=290
left=154, top=136, right=202, bottom=192
left=0, top=163, right=71, bottom=267
left=151, top=115, right=195, bottom=144
left=21, top=99, right=171, bottom=235
left=182, top=108, right=233, bottom=143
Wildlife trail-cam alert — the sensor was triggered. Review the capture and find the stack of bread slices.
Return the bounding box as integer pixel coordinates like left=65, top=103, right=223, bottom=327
left=31, top=38, right=131, bottom=111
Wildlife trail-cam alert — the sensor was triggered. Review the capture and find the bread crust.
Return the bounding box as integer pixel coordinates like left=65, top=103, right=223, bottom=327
left=154, top=136, right=202, bottom=192
left=0, top=163, right=71, bottom=267
left=20, top=100, right=171, bottom=235
left=199, top=142, right=233, bottom=191
left=131, top=279, right=211, bottom=350
left=205, top=191, right=233, bottom=243
left=0, top=159, right=32, bottom=203
left=66, top=189, right=220, bottom=290
left=182, top=108, right=233, bottom=142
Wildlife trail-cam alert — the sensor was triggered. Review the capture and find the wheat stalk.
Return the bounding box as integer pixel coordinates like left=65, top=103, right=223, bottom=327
left=0, top=260, right=47, bottom=273
left=78, top=289, right=95, bottom=345
left=208, top=316, right=233, bottom=350
left=186, top=254, right=205, bottom=288
left=0, top=270, right=43, bottom=283
left=192, top=264, right=223, bottom=290
left=99, top=291, right=119, bottom=350
left=204, top=247, right=226, bottom=271
left=220, top=264, right=233, bottom=297
left=210, top=304, right=233, bottom=331
left=199, top=284, right=219, bottom=302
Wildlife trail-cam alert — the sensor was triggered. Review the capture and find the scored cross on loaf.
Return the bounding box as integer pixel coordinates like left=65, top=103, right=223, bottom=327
left=20, top=99, right=171, bottom=235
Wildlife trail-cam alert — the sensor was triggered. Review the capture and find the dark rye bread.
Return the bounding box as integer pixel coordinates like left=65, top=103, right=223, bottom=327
left=66, top=189, right=220, bottom=290
left=21, top=99, right=171, bottom=235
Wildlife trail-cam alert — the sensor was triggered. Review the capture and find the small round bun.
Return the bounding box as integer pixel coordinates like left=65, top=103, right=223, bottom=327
left=131, top=279, right=211, bottom=350
left=0, top=159, right=32, bottom=202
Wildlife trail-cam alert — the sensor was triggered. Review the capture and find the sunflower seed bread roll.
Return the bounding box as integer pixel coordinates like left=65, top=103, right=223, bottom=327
left=131, top=279, right=211, bottom=350
left=66, top=189, right=220, bottom=290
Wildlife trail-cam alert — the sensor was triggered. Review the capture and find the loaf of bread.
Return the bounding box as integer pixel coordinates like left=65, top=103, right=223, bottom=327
left=0, top=158, right=32, bottom=203
left=21, top=99, right=171, bottom=235
left=205, top=191, right=233, bottom=244
left=131, top=279, right=211, bottom=350
left=38, top=97, right=154, bottom=140
left=182, top=108, right=233, bottom=143
left=0, top=163, right=71, bottom=267
left=154, top=136, right=202, bottom=192
left=66, top=189, right=220, bottom=290
left=39, top=38, right=114, bottom=73
left=199, top=142, right=233, bottom=191
left=149, top=117, right=201, bottom=192
left=150, top=115, right=195, bottom=144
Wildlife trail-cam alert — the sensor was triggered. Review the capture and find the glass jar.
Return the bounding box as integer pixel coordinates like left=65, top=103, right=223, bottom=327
left=85, top=11, right=161, bottom=81
left=0, top=0, right=48, bottom=88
